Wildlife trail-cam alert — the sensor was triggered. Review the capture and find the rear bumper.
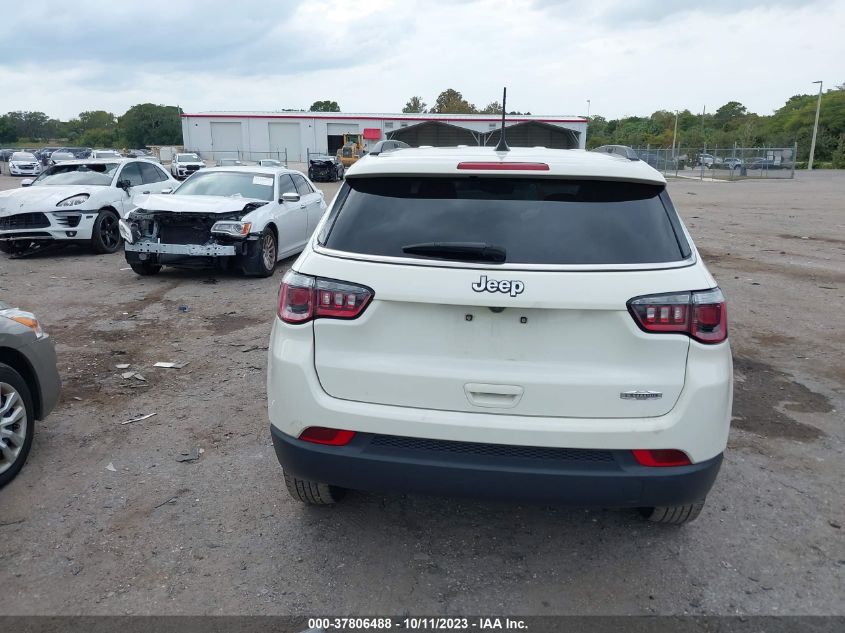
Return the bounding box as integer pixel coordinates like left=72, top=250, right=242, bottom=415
left=271, top=426, right=722, bottom=506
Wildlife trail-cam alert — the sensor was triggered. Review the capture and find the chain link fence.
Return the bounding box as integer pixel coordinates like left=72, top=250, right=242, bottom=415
left=630, top=144, right=798, bottom=180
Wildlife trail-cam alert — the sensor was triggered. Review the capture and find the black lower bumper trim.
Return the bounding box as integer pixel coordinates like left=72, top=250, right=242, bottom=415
left=271, top=427, right=723, bottom=507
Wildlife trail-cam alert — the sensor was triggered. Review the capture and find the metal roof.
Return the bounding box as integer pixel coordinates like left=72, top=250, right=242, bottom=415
left=181, top=111, right=587, bottom=124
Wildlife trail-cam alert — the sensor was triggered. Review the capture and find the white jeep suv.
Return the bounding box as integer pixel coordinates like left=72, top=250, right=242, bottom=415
left=267, top=147, right=732, bottom=524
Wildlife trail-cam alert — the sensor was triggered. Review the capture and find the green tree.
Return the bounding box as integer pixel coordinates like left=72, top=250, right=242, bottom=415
left=118, top=103, right=183, bottom=148
left=309, top=100, right=340, bottom=112
left=432, top=89, right=477, bottom=114
left=480, top=101, right=503, bottom=114
left=0, top=114, right=15, bottom=143
left=78, top=110, right=117, bottom=132
left=402, top=96, right=427, bottom=113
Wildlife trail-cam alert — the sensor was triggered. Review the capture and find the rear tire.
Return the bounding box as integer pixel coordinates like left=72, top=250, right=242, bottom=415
left=130, top=261, right=162, bottom=276
left=284, top=472, right=346, bottom=505
left=90, top=209, right=122, bottom=254
left=0, top=363, right=35, bottom=488
left=639, top=499, right=705, bottom=525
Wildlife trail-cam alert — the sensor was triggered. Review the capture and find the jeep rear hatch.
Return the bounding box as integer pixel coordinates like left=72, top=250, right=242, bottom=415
left=307, top=177, right=705, bottom=418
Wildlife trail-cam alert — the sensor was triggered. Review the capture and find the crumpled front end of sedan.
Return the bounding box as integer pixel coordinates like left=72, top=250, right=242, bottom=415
left=120, top=202, right=268, bottom=273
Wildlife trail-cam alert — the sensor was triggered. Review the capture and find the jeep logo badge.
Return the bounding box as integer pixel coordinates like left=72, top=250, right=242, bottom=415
left=471, top=275, right=525, bottom=297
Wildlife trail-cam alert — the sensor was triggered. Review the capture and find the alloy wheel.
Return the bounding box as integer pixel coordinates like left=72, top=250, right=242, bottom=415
left=262, top=233, right=276, bottom=270
left=0, top=382, right=27, bottom=476
left=100, top=214, right=120, bottom=250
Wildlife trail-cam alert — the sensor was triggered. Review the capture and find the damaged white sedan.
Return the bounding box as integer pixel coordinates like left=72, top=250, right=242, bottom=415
left=120, top=167, right=326, bottom=277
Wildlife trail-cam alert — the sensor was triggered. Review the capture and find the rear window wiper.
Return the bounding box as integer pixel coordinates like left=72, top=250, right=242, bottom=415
left=402, top=242, right=506, bottom=263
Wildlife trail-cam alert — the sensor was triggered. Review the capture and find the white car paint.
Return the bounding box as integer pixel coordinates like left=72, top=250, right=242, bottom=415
left=267, top=146, right=733, bottom=514
left=8, top=152, right=41, bottom=176
left=124, top=166, right=326, bottom=262
left=170, top=153, right=207, bottom=179
left=0, top=159, right=178, bottom=250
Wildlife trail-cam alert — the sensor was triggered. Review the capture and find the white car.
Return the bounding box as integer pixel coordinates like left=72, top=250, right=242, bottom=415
left=268, top=147, right=733, bottom=525
left=0, top=158, right=178, bottom=257
left=8, top=152, right=41, bottom=177
left=120, top=166, right=326, bottom=276
left=90, top=150, right=123, bottom=160
left=170, top=153, right=206, bottom=180
left=49, top=151, right=77, bottom=165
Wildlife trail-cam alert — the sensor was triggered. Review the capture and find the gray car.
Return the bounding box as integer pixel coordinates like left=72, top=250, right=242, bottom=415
left=0, top=301, right=61, bottom=487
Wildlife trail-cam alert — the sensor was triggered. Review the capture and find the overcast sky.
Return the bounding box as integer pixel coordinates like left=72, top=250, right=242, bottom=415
left=2, top=0, right=842, bottom=120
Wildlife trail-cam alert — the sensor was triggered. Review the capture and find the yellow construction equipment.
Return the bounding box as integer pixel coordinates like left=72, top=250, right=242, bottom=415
left=337, top=133, right=366, bottom=167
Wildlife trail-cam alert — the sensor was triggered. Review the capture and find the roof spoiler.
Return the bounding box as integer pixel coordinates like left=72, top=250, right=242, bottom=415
left=591, top=145, right=640, bottom=161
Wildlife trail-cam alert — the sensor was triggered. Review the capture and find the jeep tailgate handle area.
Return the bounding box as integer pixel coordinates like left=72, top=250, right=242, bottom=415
left=464, top=383, right=524, bottom=409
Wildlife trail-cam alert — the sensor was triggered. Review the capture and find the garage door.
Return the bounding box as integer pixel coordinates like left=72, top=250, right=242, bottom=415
left=210, top=122, right=243, bottom=160
left=327, top=123, right=360, bottom=155
left=269, top=122, right=301, bottom=162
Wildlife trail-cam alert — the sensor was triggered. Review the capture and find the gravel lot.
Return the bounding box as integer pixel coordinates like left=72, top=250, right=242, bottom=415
left=0, top=169, right=843, bottom=616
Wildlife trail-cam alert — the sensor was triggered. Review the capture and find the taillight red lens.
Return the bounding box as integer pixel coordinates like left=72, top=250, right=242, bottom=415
left=299, top=427, right=356, bottom=446
left=278, top=271, right=373, bottom=324
left=279, top=271, right=315, bottom=324
left=691, top=288, right=728, bottom=343
left=628, top=288, right=727, bottom=344
left=632, top=449, right=691, bottom=467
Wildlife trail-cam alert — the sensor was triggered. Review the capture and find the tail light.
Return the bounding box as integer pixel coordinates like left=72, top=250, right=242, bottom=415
left=299, top=427, right=356, bottom=446
left=628, top=288, right=727, bottom=344
left=632, top=449, right=691, bottom=467
left=278, top=270, right=373, bottom=324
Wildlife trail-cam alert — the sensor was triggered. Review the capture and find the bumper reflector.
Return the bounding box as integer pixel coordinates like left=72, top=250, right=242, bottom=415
left=632, top=449, right=692, bottom=467
left=299, top=427, right=356, bottom=446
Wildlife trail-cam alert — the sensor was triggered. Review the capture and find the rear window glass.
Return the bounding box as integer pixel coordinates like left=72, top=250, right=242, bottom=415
left=321, top=177, right=686, bottom=265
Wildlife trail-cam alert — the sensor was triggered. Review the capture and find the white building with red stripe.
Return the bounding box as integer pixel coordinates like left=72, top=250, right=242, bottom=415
left=180, top=111, right=588, bottom=162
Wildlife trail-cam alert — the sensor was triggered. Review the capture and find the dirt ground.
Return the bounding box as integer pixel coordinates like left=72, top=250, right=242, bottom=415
left=0, top=169, right=843, bottom=616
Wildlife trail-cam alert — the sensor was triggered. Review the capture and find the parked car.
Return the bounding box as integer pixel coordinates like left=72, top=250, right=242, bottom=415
left=90, top=150, right=123, bottom=160
left=721, top=158, right=743, bottom=169
left=36, top=147, right=61, bottom=166
left=216, top=158, right=244, bottom=167
left=127, top=149, right=161, bottom=163
left=0, top=300, right=61, bottom=487
left=745, top=158, right=782, bottom=170
left=368, top=139, right=410, bottom=155
left=696, top=153, right=722, bottom=168
left=259, top=159, right=283, bottom=167
left=49, top=151, right=76, bottom=165
left=121, top=167, right=326, bottom=277
left=307, top=154, right=344, bottom=182
left=268, top=147, right=732, bottom=525
left=0, top=149, right=15, bottom=162
left=170, top=153, right=206, bottom=180
left=8, top=152, right=42, bottom=177
left=0, top=158, right=178, bottom=257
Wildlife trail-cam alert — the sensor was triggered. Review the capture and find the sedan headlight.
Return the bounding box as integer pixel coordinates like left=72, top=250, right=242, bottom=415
left=56, top=194, right=90, bottom=207
left=211, top=221, right=251, bottom=237
left=0, top=309, right=45, bottom=339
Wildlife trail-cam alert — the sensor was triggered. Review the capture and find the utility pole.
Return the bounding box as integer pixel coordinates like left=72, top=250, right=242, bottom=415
left=808, top=80, right=823, bottom=170
left=586, top=99, right=591, bottom=118
left=671, top=110, right=679, bottom=159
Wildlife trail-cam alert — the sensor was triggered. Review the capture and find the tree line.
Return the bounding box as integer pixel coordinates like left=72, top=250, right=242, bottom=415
left=3, top=85, right=842, bottom=165
left=401, top=86, right=844, bottom=165
left=584, top=85, right=845, bottom=166
left=0, top=103, right=183, bottom=149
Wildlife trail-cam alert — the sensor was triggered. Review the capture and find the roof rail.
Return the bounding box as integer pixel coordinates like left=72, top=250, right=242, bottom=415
left=591, top=145, right=640, bottom=161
